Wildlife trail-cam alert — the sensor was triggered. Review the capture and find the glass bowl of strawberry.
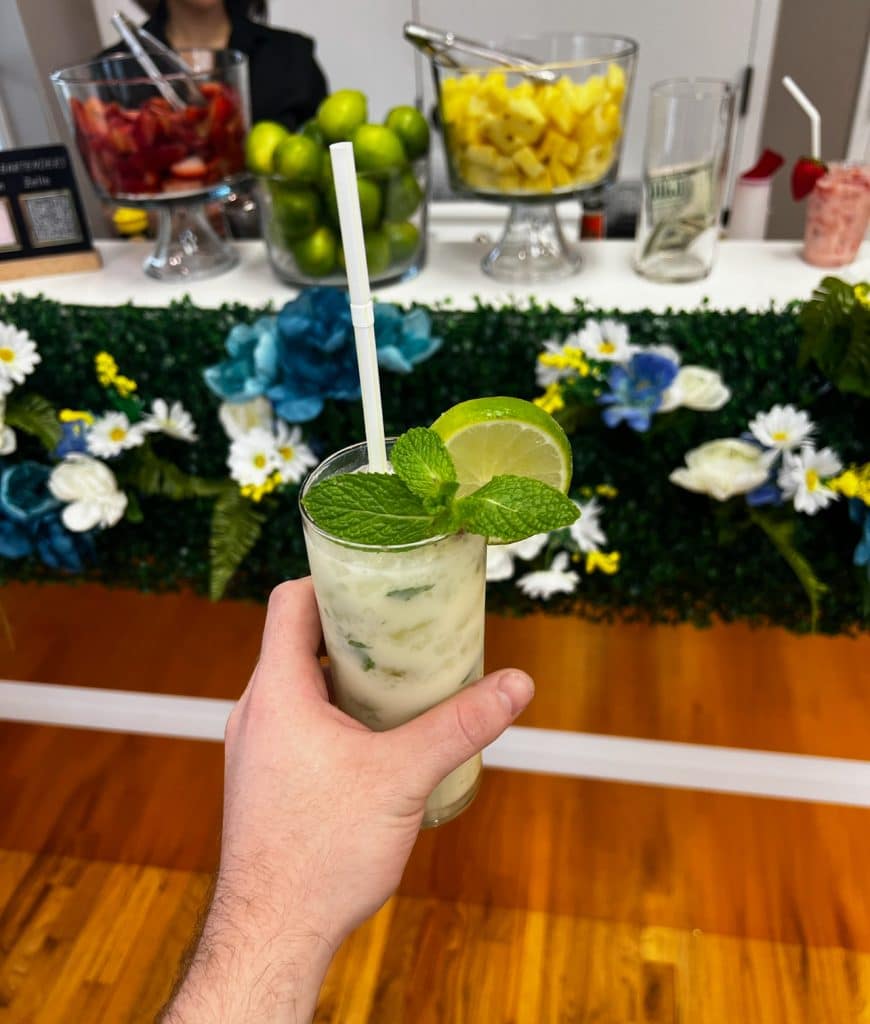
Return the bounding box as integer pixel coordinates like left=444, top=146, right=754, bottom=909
left=52, top=49, right=250, bottom=281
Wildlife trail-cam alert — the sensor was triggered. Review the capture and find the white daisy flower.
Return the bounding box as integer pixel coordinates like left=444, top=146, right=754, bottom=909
left=218, top=396, right=273, bottom=441
left=778, top=447, right=843, bottom=515
left=749, top=404, right=815, bottom=451
left=516, top=551, right=580, bottom=600
left=570, top=498, right=607, bottom=553
left=575, top=319, right=634, bottom=362
left=48, top=454, right=127, bottom=531
left=486, top=532, right=549, bottom=582
left=227, top=427, right=280, bottom=488
left=274, top=421, right=318, bottom=484
left=535, top=338, right=581, bottom=386
left=86, top=412, right=145, bottom=458
left=0, top=396, right=15, bottom=456
left=0, top=323, right=40, bottom=396
left=142, top=399, right=198, bottom=442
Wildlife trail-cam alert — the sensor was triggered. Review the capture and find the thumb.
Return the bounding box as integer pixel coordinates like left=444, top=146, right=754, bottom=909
left=387, top=668, right=534, bottom=796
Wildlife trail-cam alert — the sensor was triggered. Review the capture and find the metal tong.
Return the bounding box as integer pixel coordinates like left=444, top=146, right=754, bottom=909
left=111, top=10, right=204, bottom=109
left=403, top=22, right=557, bottom=84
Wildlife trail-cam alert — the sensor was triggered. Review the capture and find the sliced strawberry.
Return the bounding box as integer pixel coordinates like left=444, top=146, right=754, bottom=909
left=791, top=156, right=827, bottom=200
left=170, top=155, right=207, bottom=179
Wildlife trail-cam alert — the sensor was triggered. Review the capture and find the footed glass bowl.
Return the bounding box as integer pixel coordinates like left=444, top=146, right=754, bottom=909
left=431, top=32, right=637, bottom=281
left=52, top=48, right=250, bottom=281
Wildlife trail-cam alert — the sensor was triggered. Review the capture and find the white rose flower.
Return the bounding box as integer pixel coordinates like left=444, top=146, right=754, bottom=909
left=218, top=397, right=273, bottom=441
left=659, top=366, right=731, bottom=413
left=670, top=439, right=776, bottom=501
left=48, top=454, right=128, bottom=531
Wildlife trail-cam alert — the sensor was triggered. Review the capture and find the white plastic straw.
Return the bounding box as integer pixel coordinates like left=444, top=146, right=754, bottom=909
left=329, top=142, right=388, bottom=473
left=782, top=76, right=821, bottom=161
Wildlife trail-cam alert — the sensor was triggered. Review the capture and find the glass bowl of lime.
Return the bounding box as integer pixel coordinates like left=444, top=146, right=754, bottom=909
left=250, top=92, right=430, bottom=287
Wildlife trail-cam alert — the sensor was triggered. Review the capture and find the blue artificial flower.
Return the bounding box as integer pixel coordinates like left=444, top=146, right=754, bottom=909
left=54, top=419, right=90, bottom=459
left=743, top=438, right=784, bottom=507
left=203, top=288, right=442, bottom=422
left=0, top=461, right=94, bottom=573
left=850, top=499, right=870, bottom=580
left=598, top=352, right=678, bottom=432
left=203, top=315, right=280, bottom=403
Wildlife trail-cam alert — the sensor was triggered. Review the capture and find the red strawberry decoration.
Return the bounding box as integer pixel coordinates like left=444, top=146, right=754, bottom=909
left=791, top=157, right=827, bottom=200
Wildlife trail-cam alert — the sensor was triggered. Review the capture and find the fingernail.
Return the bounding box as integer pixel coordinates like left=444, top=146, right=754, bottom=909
left=496, top=670, right=534, bottom=716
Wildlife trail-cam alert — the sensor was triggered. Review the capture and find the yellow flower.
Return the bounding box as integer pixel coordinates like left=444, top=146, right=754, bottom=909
left=538, top=348, right=591, bottom=377
left=828, top=463, right=870, bottom=505
left=240, top=471, right=282, bottom=503
left=59, top=409, right=95, bottom=425
left=113, top=374, right=138, bottom=397
left=586, top=550, right=621, bottom=575
left=596, top=484, right=618, bottom=498
left=534, top=382, right=565, bottom=415
left=854, top=283, right=870, bottom=309
left=95, top=351, right=118, bottom=387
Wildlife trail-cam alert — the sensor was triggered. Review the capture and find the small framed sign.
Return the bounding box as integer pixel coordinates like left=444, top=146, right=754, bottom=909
left=0, top=144, right=101, bottom=280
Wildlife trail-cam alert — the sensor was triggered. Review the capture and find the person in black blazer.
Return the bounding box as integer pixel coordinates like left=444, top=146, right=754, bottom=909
left=123, top=0, right=329, bottom=130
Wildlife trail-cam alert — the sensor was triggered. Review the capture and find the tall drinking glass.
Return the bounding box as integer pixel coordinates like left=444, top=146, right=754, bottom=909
left=300, top=441, right=487, bottom=828
left=634, top=79, right=735, bottom=282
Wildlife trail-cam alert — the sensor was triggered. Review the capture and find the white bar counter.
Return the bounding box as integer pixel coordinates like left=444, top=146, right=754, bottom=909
left=2, top=202, right=867, bottom=312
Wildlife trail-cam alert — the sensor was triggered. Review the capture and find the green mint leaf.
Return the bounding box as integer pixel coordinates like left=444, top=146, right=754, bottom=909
left=455, top=475, right=579, bottom=542
left=386, top=584, right=434, bottom=600
left=390, top=427, right=457, bottom=504
left=303, top=473, right=443, bottom=545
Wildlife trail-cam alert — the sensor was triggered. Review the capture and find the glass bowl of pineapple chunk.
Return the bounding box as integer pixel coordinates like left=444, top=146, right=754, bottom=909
left=432, top=32, right=637, bottom=281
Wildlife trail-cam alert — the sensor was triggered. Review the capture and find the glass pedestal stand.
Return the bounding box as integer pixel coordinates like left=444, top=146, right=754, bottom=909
left=145, top=199, right=239, bottom=281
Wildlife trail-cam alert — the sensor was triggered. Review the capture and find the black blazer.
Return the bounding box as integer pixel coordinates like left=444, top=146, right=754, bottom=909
left=100, top=13, right=329, bottom=130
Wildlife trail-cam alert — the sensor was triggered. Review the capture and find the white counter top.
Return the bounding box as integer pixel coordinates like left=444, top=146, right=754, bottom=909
left=2, top=203, right=866, bottom=312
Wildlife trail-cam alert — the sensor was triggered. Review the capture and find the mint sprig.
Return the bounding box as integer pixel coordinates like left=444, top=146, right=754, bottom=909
left=302, top=427, right=578, bottom=546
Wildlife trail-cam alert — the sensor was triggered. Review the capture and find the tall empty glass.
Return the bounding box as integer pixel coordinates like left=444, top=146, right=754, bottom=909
left=634, top=79, right=735, bottom=282
left=300, top=441, right=487, bottom=828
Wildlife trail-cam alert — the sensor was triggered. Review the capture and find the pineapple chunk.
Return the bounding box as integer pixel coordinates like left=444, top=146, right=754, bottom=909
left=481, top=72, right=509, bottom=112
left=592, top=101, right=621, bottom=140
left=559, top=138, right=580, bottom=167
left=503, top=96, right=547, bottom=145
left=550, top=158, right=574, bottom=188
left=497, top=171, right=521, bottom=192
left=464, top=164, right=498, bottom=191
left=467, top=95, right=490, bottom=119
left=570, top=75, right=606, bottom=116
left=546, top=94, right=576, bottom=136
left=512, top=81, right=535, bottom=101
left=513, top=145, right=546, bottom=179
left=605, top=63, right=626, bottom=100
left=494, top=154, right=515, bottom=174
left=483, top=116, right=525, bottom=155
left=465, top=143, right=500, bottom=169
left=537, top=129, right=568, bottom=162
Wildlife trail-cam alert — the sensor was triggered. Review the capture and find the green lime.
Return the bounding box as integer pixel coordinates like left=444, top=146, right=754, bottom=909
left=431, top=397, right=572, bottom=498
left=364, top=229, right=391, bottom=276
left=269, top=183, right=321, bottom=242
left=272, top=134, right=323, bottom=185
left=352, top=124, right=407, bottom=174
left=323, top=174, right=383, bottom=230
left=317, top=89, right=368, bottom=143
left=384, top=105, right=430, bottom=159
left=384, top=169, right=423, bottom=221
left=299, top=119, right=326, bottom=146
left=383, top=220, right=420, bottom=263
left=292, top=225, right=337, bottom=277
left=246, top=121, right=289, bottom=175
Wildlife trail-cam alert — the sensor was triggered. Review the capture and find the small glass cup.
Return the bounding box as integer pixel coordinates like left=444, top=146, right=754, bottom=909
left=634, top=78, right=735, bottom=282
left=300, top=441, right=487, bottom=828
left=802, top=164, right=870, bottom=267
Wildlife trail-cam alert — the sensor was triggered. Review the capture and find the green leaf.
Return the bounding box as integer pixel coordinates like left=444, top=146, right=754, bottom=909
left=749, top=508, right=828, bottom=632
left=3, top=393, right=61, bottom=451
left=386, top=584, right=434, bottom=600
left=798, top=276, right=870, bottom=396
left=209, top=488, right=265, bottom=601
left=390, top=427, right=457, bottom=505
left=302, top=474, right=445, bottom=545
left=124, top=442, right=224, bottom=500
left=124, top=490, right=144, bottom=523
left=455, top=475, right=578, bottom=543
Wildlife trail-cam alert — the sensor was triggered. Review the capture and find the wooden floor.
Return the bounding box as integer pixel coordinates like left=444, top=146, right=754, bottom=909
left=1, top=582, right=869, bottom=1022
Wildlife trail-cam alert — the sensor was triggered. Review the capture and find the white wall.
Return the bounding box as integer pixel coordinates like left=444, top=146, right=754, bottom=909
left=0, top=3, right=54, bottom=148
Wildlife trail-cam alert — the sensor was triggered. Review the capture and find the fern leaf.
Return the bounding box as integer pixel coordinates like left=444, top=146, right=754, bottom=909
left=3, top=393, right=61, bottom=451
left=124, top=443, right=224, bottom=499
left=209, top=488, right=265, bottom=600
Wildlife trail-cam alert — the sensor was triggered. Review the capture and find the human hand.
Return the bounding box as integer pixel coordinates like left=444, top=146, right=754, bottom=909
left=163, top=577, right=533, bottom=1023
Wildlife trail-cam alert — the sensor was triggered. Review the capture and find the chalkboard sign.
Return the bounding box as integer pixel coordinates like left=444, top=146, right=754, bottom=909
left=0, top=144, right=101, bottom=280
